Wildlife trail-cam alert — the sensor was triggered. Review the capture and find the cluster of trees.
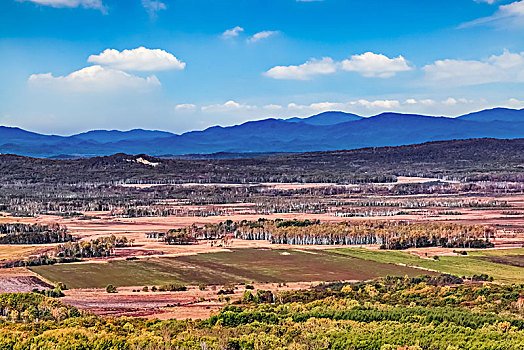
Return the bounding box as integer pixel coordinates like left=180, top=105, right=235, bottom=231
left=0, top=275, right=523, bottom=349
left=0, top=292, right=80, bottom=323
left=164, top=228, right=198, bottom=245
left=0, top=223, right=72, bottom=244
left=167, top=218, right=495, bottom=249
left=0, top=255, right=79, bottom=268
left=222, top=219, right=495, bottom=248
left=352, top=198, right=510, bottom=209
left=0, top=235, right=132, bottom=268
left=55, top=235, right=132, bottom=258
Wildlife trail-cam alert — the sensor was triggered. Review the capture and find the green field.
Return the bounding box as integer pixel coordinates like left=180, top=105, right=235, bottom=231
left=331, top=248, right=524, bottom=284
left=29, top=247, right=524, bottom=288
left=29, top=248, right=428, bottom=289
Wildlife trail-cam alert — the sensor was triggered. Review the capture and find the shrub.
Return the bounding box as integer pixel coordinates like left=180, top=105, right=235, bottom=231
left=158, top=284, right=187, bottom=292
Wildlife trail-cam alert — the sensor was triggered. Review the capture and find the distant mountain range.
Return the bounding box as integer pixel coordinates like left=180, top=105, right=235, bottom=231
left=1, top=107, right=524, bottom=158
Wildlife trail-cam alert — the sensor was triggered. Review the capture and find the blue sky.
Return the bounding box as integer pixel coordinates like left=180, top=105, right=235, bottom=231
left=1, top=0, right=524, bottom=134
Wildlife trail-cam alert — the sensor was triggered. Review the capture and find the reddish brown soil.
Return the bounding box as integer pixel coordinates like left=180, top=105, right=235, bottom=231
left=0, top=268, right=52, bottom=293
left=62, top=282, right=315, bottom=320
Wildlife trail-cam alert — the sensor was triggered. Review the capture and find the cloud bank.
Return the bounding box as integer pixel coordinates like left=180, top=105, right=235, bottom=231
left=19, top=0, right=105, bottom=11
left=266, top=52, right=412, bottom=80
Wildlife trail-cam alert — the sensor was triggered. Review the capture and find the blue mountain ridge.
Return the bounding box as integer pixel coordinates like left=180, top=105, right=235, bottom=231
left=2, top=108, right=524, bottom=158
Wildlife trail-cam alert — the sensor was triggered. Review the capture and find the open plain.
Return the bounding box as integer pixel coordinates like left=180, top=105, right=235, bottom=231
left=1, top=141, right=524, bottom=322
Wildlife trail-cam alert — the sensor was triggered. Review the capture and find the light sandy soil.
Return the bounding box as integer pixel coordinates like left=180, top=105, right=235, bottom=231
left=120, top=176, right=457, bottom=190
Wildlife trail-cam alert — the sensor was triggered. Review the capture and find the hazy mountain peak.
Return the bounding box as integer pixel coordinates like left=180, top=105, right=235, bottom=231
left=457, top=107, right=524, bottom=123
left=284, top=111, right=363, bottom=126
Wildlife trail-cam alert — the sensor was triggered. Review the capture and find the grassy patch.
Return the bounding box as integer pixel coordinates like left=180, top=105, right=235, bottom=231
left=331, top=248, right=524, bottom=284
left=29, top=248, right=427, bottom=289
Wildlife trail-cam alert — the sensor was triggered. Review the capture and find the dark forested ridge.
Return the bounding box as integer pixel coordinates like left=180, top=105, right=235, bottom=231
left=1, top=138, right=524, bottom=184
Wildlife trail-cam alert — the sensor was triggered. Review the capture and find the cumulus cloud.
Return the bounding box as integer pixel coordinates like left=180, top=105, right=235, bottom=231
left=201, top=100, right=257, bottom=113
left=442, top=97, right=458, bottom=105
left=266, top=53, right=411, bottom=80
left=341, top=52, right=412, bottom=78
left=461, top=0, right=524, bottom=28
left=265, top=57, right=337, bottom=80
left=142, top=0, right=166, bottom=18
left=506, top=97, right=524, bottom=107
left=174, top=103, right=197, bottom=111
left=28, top=65, right=160, bottom=92
left=263, top=104, right=283, bottom=110
left=357, top=99, right=401, bottom=109
left=423, top=50, right=524, bottom=86
left=247, top=30, right=279, bottom=43
left=19, top=0, right=105, bottom=11
left=88, top=47, right=185, bottom=71
left=189, top=98, right=477, bottom=116
left=222, top=26, right=244, bottom=38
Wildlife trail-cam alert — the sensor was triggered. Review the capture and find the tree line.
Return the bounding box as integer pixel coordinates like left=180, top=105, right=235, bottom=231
left=0, top=223, right=72, bottom=244
left=193, top=219, right=496, bottom=249
left=0, top=235, right=132, bottom=268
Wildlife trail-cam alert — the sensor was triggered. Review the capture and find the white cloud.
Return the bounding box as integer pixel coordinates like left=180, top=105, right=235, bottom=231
left=247, top=31, right=279, bottom=43
left=474, top=0, right=496, bottom=4
left=506, top=98, right=524, bottom=107
left=175, top=103, right=197, bottom=111
left=222, top=26, right=244, bottom=38
left=142, top=0, right=166, bottom=18
left=266, top=52, right=411, bottom=80
left=294, top=97, right=474, bottom=114
left=442, top=97, right=458, bottom=105
left=88, top=47, right=185, bottom=71
left=288, top=102, right=347, bottom=111
left=198, top=98, right=479, bottom=116
left=201, top=100, right=257, bottom=113
left=423, top=50, right=524, bottom=86
left=357, top=99, right=401, bottom=109
left=19, top=0, right=105, bottom=11
left=265, top=57, right=337, bottom=80
left=171, top=97, right=486, bottom=127
left=461, top=0, right=524, bottom=27
left=341, top=52, right=412, bottom=78
left=28, top=65, right=160, bottom=92
left=419, top=99, right=436, bottom=105
left=263, top=104, right=283, bottom=110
